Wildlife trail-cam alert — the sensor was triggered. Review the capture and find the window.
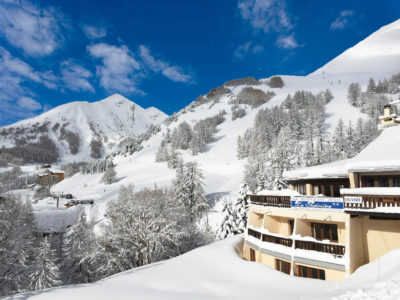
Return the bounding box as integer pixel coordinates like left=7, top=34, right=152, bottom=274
left=298, top=265, right=325, bottom=280
left=276, top=259, right=291, bottom=275
left=393, top=176, right=400, bottom=187
left=313, top=185, right=319, bottom=195
left=289, top=219, right=294, bottom=235
left=296, top=184, right=306, bottom=195
left=323, top=184, right=331, bottom=196
left=311, top=223, right=338, bottom=242
left=379, top=177, right=390, bottom=187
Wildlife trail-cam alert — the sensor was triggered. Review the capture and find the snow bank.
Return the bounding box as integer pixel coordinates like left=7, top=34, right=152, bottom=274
left=12, top=235, right=400, bottom=300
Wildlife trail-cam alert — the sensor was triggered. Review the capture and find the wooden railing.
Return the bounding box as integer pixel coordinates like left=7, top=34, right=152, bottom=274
left=262, top=233, right=293, bottom=247
left=250, top=195, right=291, bottom=208
left=343, top=194, right=400, bottom=209
left=295, top=240, right=345, bottom=256
left=247, top=228, right=261, bottom=239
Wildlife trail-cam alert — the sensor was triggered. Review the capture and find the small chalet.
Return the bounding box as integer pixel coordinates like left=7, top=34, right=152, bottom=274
left=243, top=114, right=400, bottom=281
left=37, top=169, right=65, bottom=187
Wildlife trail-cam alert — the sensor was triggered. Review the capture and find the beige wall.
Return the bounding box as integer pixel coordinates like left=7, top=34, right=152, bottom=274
left=349, top=216, right=366, bottom=273
left=364, top=217, right=400, bottom=262
left=263, top=216, right=293, bottom=236
left=248, top=211, right=263, bottom=227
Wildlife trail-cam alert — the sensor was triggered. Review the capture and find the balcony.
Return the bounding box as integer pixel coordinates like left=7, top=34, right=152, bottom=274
left=295, top=240, right=345, bottom=256
left=250, top=195, right=291, bottom=208
left=246, top=227, right=344, bottom=256
left=342, top=194, right=400, bottom=209
left=262, top=233, right=293, bottom=247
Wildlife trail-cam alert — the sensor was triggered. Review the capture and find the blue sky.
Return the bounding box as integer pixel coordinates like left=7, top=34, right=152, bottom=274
left=0, top=0, right=399, bottom=125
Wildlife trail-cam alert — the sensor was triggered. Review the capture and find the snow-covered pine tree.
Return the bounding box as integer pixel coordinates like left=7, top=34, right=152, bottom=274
left=347, top=82, right=362, bottom=106
left=28, top=236, right=61, bottom=290
left=63, top=208, right=98, bottom=284
left=332, top=119, right=347, bottom=160
left=218, top=182, right=250, bottom=239
left=100, top=165, right=116, bottom=184
left=0, top=195, right=37, bottom=296
left=180, top=162, right=208, bottom=223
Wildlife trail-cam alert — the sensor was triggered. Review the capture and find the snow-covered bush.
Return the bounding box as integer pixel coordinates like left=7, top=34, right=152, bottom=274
left=80, top=158, right=114, bottom=175
left=234, top=87, right=275, bottom=108
left=224, top=76, right=260, bottom=87
left=90, top=139, right=103, bottom=159
left=231, top=105, right=246, bottom=120
left=268, top=76, right=284, bottom=88
left=100, top=165, right=117, bottom=184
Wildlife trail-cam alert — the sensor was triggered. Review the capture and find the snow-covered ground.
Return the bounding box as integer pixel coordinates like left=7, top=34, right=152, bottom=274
left=11, top=235, right=400, bottom=300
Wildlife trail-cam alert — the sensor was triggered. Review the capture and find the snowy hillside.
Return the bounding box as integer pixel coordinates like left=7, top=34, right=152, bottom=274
left=0, top=94, right=166, bottom=162
left=14, top=235, right=400, bottom=300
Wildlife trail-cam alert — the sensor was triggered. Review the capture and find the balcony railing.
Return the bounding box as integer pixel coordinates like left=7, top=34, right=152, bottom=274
left=247, top=227, right=345, bottom=256
left=250, top=195, right=291, bottom=208
left=247, top=228, right=261, bottom=239
left=295, top=240, right=345, bottom=256
left=262, top=233, right=293, bottom=247
left=343, top=194, right=400, bottom=209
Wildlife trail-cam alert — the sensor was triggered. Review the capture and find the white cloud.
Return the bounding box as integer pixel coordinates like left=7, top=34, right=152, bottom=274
left=61, top=60, right=94, bottom=92
left=234, top=42, right=264, bottom=59
left=0, top=0, right=66, bottom=57
left=238, top=0, right=291, bottom=33
left=330, top=10, right=355, bottom=31
left=82, top=25, right=107, bottom=40
left=139, top=45, right=192, bottom=83
left=17, top=96, right=41, bottom=111
left=0, top=47, right=57, bottom=89
left=88, top=43, right=142, bottom=94
left=276, top=33, right=298, bottom=49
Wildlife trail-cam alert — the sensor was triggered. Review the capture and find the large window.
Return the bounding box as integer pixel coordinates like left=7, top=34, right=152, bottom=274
left=311, top=223, right=338, bottom=242
left=296, top=184, right=306, bottom=195
left=298, top=265, right=325, bottom=280
left=276, top=259, right=291, bottom=275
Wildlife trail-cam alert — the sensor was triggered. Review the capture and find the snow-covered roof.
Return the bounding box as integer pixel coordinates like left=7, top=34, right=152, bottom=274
left=256, top=189, right=301, bottom=197
left=347, top=126, right=400, bottom=171
left=38, top=169, right=64, bottom=176
left=283, top=159, right=349, bottom=181
left=341, top=187, right=400, bottom=196
left=284, top=126, right=400, bottom=181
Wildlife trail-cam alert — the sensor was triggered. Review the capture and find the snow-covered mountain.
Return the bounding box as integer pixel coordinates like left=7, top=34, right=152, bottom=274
left=0, top=94, right=167, bottom=162
left=312, top=18, right=400, bottom=78
left=50, top=19, right=400, bottom=226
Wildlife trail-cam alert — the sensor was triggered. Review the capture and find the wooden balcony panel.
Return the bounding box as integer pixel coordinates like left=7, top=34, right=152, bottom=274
left=295, top=240, right=345, bottom=256
left=262, top=233, right=293, bottom=247
left=343, top=194, right=400, bottom=209
left=250, top=195, right=291, bottom=208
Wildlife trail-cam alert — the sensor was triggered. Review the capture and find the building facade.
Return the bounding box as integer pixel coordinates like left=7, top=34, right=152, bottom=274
left=37, top=169, right=65, bottom=187
left=243, top=126, right=400, bottom=281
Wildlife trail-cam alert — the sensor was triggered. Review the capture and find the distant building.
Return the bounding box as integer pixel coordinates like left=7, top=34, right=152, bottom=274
left=243, top=117, right=400, bottom=281
left=37, top=169, right=64, bottom=187
left=378, top=104, right=400, bottom=129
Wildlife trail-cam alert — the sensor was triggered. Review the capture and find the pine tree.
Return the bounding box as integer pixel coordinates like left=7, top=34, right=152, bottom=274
left=218, top=182, right=250, bottom=239
left=63, top=209, right=98, bottom=284
left=176, top=162, right=208, bottom=223
left=28, top=236, right=61, bottom=290
left=347, top=82, right=361, bottom=106
left=0, top=195, right=37, bottom=296
left=332, top=119, right=347, bottom=160
left=100, top=165, right=116, bottom=184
